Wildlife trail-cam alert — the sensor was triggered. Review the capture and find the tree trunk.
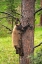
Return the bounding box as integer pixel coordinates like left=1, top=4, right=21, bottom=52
left=40, top=0, right=42, bottom=26
left=20, top=0, right=35, bottom=64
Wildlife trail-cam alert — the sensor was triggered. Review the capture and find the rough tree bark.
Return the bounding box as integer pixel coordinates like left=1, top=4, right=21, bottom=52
left=20, top=0, right=35, bottom=64
left=40, top=0, right=42, bottom=26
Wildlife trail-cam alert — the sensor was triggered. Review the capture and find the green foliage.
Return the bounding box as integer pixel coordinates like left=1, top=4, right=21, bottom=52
left=28, top=49, right=42, bottom=64
left=34, top=49, right=42, bottom=64
left=35, top=0, right=40, bottom=9
left=34, top=27, right=42, bottom=64
left=34, top=27, right=42, bottom=46
left=0, top=0, right=7, bottom=11
left=35, top=0, right=41, bottom=25
left=35, top=14, right=40, bottom=24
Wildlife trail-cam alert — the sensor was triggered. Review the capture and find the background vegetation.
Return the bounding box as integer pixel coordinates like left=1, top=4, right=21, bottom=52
left=0, top=0, right=42, bottom=64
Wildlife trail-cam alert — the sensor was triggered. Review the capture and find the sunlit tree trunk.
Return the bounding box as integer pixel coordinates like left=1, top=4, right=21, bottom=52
left=20, top=0, right=35, bottom=64
left=40, top=0, right=42, bottom=26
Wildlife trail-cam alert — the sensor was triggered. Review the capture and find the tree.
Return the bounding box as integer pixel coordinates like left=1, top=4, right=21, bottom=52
left=20, top=0, right=35, bottom=64
left=6, top=0, right=16, bottom=29
left=40, top=0, right=42, bottom=26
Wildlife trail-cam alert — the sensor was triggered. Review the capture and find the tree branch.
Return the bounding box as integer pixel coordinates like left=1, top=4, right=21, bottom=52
left=0, top=11, right=20, bottom=21
left=0, top=16, right=11, bottom=19
left=0, top=8, right=42, bottom=22
left=2, top=24, right=12, bottom=31
left=34, top=42, right=42, bottom=49
left=12, top=11, right=21, bottom=15
left=34, top=8, right=42, bottom=14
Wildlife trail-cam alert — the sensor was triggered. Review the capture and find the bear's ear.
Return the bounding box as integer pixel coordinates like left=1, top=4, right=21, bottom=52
left=16, top=24, right=18, bottom=26
left=16, top=24, right=19, bottom=27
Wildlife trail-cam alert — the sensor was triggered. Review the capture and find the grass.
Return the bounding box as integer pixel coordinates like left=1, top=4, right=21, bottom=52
left=0, top=34, right=19, bottom=64
left=0, top=24, right=19, bottom=64
left=34, top=27, right=42, bottom=53
left=34, top=27, right=42, bottom=44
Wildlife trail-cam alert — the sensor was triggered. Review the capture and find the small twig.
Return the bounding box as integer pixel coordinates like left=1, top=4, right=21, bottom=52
left=34, top=8, right=42, bottom=14
left=0, top=11, right=20, bottom=21
left=12, top=11, right=21, bottom=15
left=0, top=16, right=11, bottom=19
left=2, top=24, right=12, bottom=31
left=34, top=42, right=42, bottom=49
